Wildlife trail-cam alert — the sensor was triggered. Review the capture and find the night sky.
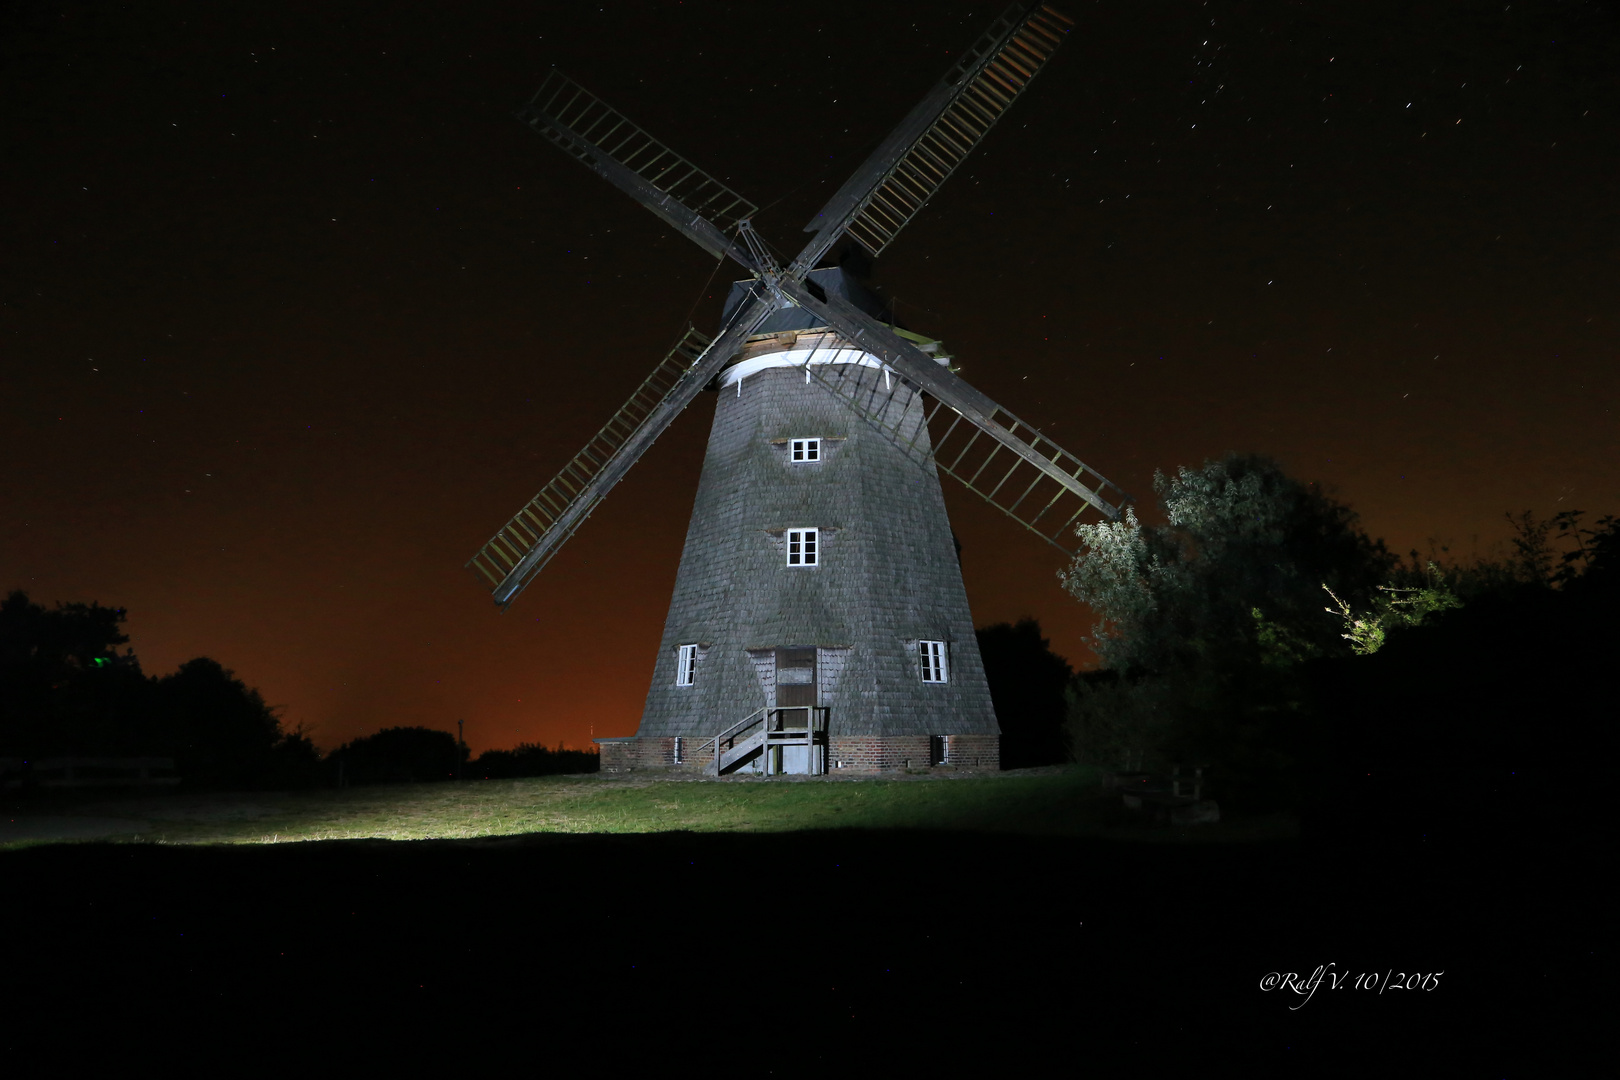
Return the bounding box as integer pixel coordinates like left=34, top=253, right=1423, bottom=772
left=5, top=1, right=1615, bottom=756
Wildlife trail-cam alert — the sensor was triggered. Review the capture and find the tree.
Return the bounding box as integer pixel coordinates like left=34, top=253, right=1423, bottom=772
left=1564, top=514, right=1620, bottom=598
left=1060, top=455, right=1393, bottom=676
left=1058, top=456, right=1393, bottom=806
left=1399, top=509, right=1618, bottom=603
left=975, top=619, right=1073, bottom=769
left=329, top=726, right=465, bottom=785
left=0, top=590, right=145, bottom=755
left=1323, top=561, right=1464, bottom=655
left=0, top=590, right=132, bottom=671
left=0, top=591, right=316, bottom=787
left=153, top=658, right=285, bottom=788
left=1504, top=509, right=1559, bottom=585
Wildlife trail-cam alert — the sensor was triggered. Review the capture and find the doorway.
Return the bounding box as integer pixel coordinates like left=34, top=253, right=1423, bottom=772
left=773, top=647, right=816, bottom=774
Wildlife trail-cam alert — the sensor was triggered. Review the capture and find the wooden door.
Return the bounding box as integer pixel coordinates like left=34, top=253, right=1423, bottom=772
left=773, top=647, right=816, bottom=774
left=774, top=647, right=817, bottom=710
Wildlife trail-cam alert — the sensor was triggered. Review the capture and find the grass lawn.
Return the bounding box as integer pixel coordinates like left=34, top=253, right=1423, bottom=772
left=1, top=767, right=1298, bottom=847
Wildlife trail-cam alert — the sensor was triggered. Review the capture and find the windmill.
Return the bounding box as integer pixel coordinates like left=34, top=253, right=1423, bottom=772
left=469, top=2, right=1127, bottom=775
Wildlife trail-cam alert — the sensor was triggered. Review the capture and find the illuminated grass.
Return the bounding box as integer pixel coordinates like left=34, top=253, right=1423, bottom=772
left=1, top=768, right=1299, bottom=847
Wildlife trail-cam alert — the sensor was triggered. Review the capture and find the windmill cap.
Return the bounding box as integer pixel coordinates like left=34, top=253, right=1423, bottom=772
left=720, top=266, right=892, bottom=335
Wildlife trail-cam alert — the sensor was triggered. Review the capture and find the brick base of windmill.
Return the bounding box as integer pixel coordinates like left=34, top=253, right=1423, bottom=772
left=596, top=733, right=1002, bottom=776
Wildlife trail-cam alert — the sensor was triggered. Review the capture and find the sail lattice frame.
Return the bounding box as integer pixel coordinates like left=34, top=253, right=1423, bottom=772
left=466, top=327, right=713, bottom=594
left=802, top=356, right=1125, bottom=552
left=519, top=70, right=757, bottom=238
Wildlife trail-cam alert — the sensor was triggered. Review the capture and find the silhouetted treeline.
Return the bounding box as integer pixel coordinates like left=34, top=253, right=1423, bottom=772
left=976, top=619, right=1072, bottom=769
left=1304, top=536, right=1615, bottom=848
left=470, top=741, right=598, bottom=779
left=325, top=729, right=598, bottom=785
left=0, top=591, right=319, bottom=788
left=326, top=726, right=466, bottom=785
left=2, top=591, right=601, bottom=791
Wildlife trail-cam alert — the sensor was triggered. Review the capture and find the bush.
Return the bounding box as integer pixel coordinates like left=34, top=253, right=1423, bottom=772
left=976, top=619, right=1073, bottom=769
left=1064, top=669, right=1175, bottom=774
left=1304, top=579, right=1612, bottom=849
left=328, top=727, right=465, bottom=785
left=470, top=742, right=598, bottom=779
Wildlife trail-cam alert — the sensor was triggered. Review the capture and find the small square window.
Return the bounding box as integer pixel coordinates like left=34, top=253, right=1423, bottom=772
left=676, top=643, right=697, bottom=686
left=790, top=438, right=821, bottom=463
left=787, top=528, right=819, bottom=566
left=920, top=640, right=949, bottom=683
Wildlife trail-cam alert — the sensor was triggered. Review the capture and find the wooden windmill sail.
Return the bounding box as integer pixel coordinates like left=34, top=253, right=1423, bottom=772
left=469, top=2, right=1127, bottom=774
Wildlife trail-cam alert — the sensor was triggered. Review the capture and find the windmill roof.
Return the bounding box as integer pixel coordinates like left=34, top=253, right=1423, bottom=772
left=720, top=267, right=891, bottom=337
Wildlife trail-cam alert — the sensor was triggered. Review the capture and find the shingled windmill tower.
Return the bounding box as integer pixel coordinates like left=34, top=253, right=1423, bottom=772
left=468, top=3, right=1128, bottom=774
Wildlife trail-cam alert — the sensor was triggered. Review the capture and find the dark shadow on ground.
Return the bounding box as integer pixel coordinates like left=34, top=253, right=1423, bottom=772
left=2, top=821, right=1596, bottom=1070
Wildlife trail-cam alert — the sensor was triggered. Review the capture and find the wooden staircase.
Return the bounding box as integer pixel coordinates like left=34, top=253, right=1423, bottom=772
left=708, top=707, right=828, bottom=776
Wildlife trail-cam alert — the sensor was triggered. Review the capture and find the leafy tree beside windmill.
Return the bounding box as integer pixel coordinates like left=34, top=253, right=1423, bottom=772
left=468, top=3, right=1126, bottom=775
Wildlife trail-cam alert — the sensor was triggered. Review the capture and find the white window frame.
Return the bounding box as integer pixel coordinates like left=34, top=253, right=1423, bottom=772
left=675, top=643, right=697, bottom=686
left=787, top=528, right=819, bottom=567
left=790, top=438, right=821, bottom=463
left=920, top=640, right=949, bottom=683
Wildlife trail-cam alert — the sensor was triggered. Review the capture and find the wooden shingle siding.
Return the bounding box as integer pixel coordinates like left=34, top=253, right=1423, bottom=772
left=629, top=296, right=999, bottom=769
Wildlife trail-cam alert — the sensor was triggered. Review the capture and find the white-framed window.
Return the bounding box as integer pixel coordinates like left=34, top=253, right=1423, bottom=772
left=790, top=438, right=821, bottom=463
left=920, top=640, right=949, bottom=683
left=675, top=643, right=697, bottom=686
left=787, top=528, right=819, bottom=566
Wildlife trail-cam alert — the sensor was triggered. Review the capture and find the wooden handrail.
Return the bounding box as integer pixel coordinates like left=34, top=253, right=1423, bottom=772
left=713, top=706, right=766, bottom=743
left=710, top=707, right=767, bottom=775
left=708, top=706, right=830, bottom=775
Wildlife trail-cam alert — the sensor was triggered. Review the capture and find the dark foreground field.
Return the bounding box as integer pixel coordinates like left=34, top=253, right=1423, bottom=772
left=3, top=775, right=1597, bottom=1073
